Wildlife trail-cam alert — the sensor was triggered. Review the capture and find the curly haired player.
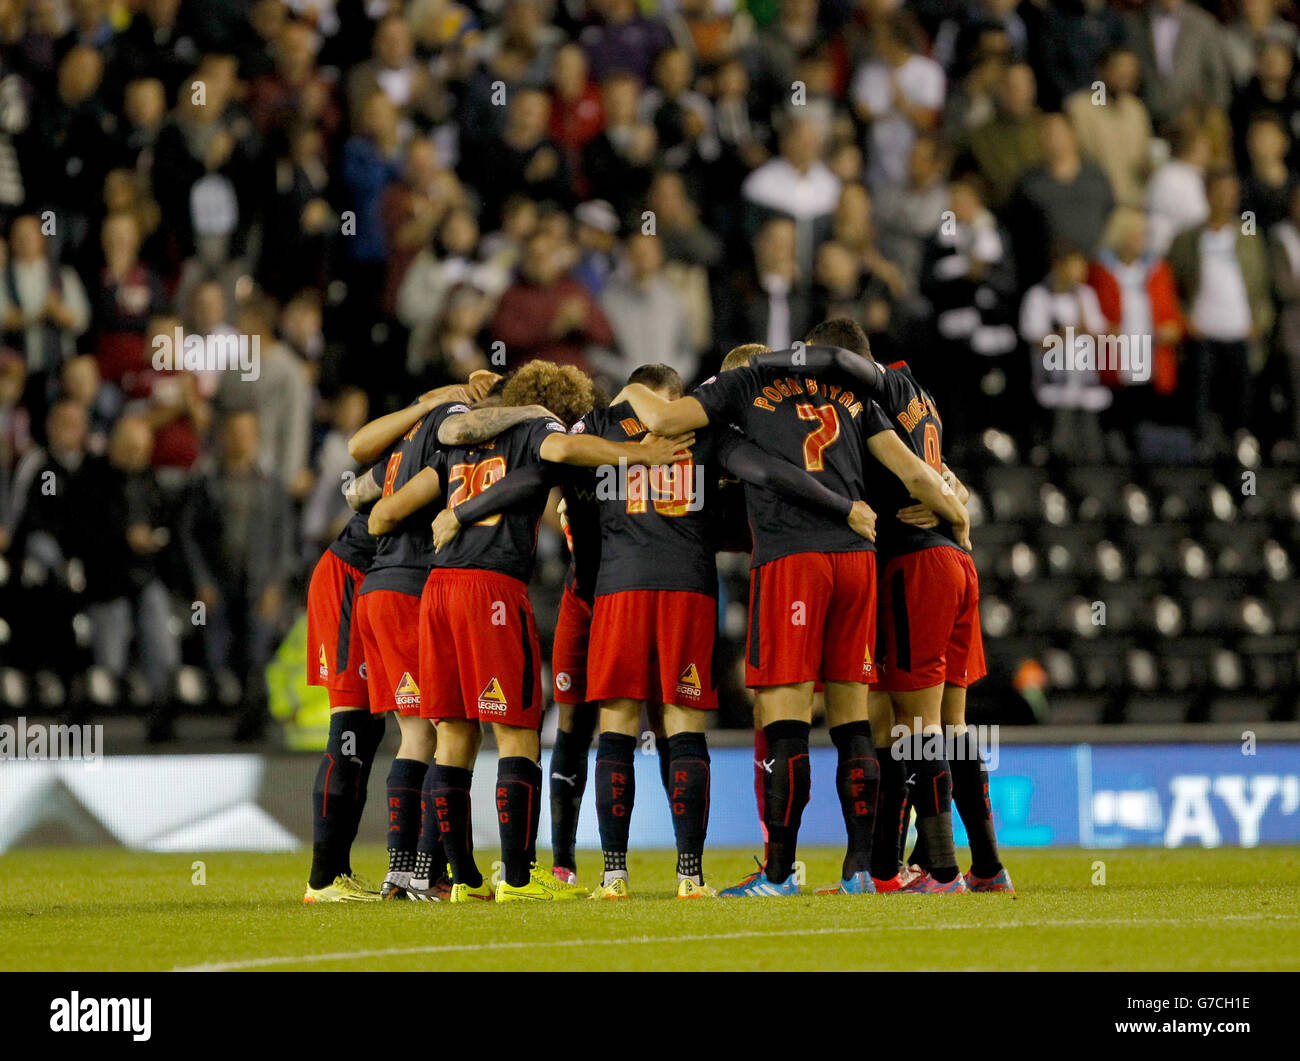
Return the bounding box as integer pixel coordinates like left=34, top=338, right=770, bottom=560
left=385, top=361, right=690, bottom=901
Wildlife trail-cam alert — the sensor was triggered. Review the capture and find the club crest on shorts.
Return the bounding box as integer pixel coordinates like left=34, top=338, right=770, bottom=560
left=555, top=671, right=572, bottom=692
left=318, top=644, right=328, bottom=680
left=478, top=676, right=508, bottom=715
left=675, top=663, right=702, bottom=700
left=395, top=671, right=421, bottom=707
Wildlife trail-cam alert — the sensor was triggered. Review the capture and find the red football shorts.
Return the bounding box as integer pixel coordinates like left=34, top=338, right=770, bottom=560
left=587, top=589, right=718, bottom=709
left=746, top=550, right=877, bottom=687
left=305, top=549, right=370, bottom=709
left=551, top=581, right=593, bottom=705
left=419, top=568, right=544, bottom=729
left=877, top=546, right=987, bottom=692
left=355, top=587, right=423, bottom=715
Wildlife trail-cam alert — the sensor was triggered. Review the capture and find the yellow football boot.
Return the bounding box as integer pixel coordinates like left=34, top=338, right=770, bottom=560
left=589, top=876, right=631, bottom=900
left=676, top=878, right=718, bottom=899
left=302, top=874, right=382, bottom=903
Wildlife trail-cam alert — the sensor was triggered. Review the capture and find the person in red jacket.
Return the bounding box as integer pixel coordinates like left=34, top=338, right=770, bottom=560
left=1086, top=206, right=1185, bottom=449
left=489, top=229, right=616, bottom=377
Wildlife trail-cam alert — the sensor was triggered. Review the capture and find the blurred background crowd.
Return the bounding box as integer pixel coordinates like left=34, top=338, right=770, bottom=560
left=1, top=0, right=1298, bottom=741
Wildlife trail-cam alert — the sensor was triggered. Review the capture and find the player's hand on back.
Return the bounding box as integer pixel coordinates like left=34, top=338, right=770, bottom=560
left=895, top=503, right=939, bottom=529
left=848, top=500, right=877, bottom=541
left=431, top=508, right=462, bottom=552
left=638, top=432, right=694, bottom=466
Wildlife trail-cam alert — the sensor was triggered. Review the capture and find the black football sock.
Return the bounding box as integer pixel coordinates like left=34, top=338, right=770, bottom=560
left=762, top=720, right=811, bottom=884
left=343, top=713, right=386, bottom=874
left=309, top=710, right=368, bottom=888
left=549, top=710, right=595, bottom=870
left=655, top=735, right=672, bottom=800
left=596, top=731, right=636, bottom=882
left=497, top=756, right=542, bottom=888
left=903, top=734, right=958, bottom=883
left=527, top=757, right=543, bottom=869
left=667, top=731, right=710, bottom=882
left=830, top=721, right=878, bottom=879
left=413, top=760, right=448, bottom=885
left=384, top=757, right=425, bottom=878
left=950, top=732, right=1002, bottom=878
left=429, top=764, right=481, bottom=887
left=871, top=744, right=906, bottom=880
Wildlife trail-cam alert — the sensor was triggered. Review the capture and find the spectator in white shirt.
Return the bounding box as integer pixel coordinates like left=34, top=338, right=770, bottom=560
left=1020, top=244, right=1113, bottom=462
left=1167, top=169, right=1273, bottom=453
left=741, top=117, right=841, bottom=278
left=851, top=11, right=945, bottom=190
left=1144, top=119, right=1211, bottom=256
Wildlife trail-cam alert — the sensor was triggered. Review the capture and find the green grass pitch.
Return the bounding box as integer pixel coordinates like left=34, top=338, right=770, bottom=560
left=4, top=846, right=1297, bottom=971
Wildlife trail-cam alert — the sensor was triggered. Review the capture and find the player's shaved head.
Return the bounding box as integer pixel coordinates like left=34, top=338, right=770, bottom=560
left=805, top=318, right=871, bottom=359
left=501, top=360, right=595, bottom=427
left=626, top=363, right=682, bottom=399
left=721, top=343, right=770, bottom=371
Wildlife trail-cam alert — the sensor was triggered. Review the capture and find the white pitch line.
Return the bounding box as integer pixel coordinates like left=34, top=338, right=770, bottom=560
left=175, top=912, right=1298, bottom=972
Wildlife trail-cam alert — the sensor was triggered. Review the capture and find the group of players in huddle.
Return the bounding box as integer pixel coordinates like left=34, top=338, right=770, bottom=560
left=301, top=316, right=1012, bottom=903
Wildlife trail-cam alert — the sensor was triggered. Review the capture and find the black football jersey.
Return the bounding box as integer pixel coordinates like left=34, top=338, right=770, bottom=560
left=360, top=401, right=471, bottom=596
left=573, top=400, right=744, bottom=596
left=866, top=362, right=959, bottom=556
left=691, top=363, right=889, bottom=566
left=431, top=416, right=569, bottom=582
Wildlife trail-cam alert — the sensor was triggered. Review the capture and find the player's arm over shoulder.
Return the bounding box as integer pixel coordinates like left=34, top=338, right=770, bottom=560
left=539, top=421, right=692, bottom=467
left=437, top=403, right=554, bottom=445
left=616, top=382, right=711, bottom=436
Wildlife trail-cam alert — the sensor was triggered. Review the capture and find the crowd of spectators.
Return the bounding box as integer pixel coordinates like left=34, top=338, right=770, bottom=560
left=1, top=0, right=1298, bottom=735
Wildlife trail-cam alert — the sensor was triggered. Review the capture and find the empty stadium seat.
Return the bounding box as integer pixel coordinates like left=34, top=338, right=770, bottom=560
left=1063, top=466, right=1132, bottom=521
left=983, top=467, right=1049, bottom=522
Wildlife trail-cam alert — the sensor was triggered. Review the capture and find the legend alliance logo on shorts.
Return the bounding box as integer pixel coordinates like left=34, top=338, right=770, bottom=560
left=676, top=663, right=702, bottom=702
left=395, top=671, right=420, bottom=708
left=478, top=677, right=509, bottom=716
